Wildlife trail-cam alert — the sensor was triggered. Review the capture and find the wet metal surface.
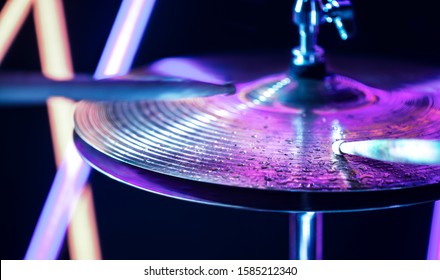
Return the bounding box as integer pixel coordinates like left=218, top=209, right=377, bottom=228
left=74, top=80, right=440, bottom=190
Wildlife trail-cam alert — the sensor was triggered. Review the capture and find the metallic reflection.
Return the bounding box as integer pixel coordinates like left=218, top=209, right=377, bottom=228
left=289, top=212, right=323, bottom=260
left=334, top=139, right=440, bottom=165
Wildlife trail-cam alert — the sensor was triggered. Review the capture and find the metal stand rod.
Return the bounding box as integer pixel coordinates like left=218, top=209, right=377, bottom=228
left=291, top=0, right=353, bottom=79
left=289, top=212, right=323, bottom=260
left=427, top=201, right=440, bottom=260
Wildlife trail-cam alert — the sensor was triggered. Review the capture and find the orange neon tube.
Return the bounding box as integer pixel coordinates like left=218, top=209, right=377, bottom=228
left=0, top=0, right=33, bottom=64
left=33, top=0, right=73, bottom=80
left=47, top=97, right=102, bottom=260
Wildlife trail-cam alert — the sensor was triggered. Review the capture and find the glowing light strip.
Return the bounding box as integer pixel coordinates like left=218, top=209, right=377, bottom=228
left=427, top=201, right=440, bottom=260
left=94, top=0, right=156, bottom=79
left=0, top=0, right=33, bottom=64
left=149, top=58, right=224, bottom=84
left=33, top=0, right=73, bottom=80
left=25, top=143, right=91, bottom=260
left=2, top=0, right=100, bottom=259
left=34, top=0, right=101, bottom=259
left=47, top=97, right=102, bottom=260
left=67, top=184, right=102, bottom=260
left=47, top=97, right=76, bottom=164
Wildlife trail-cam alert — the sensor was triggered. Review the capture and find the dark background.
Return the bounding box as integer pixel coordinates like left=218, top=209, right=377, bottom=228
left=0, top=0, right=438, bottom=259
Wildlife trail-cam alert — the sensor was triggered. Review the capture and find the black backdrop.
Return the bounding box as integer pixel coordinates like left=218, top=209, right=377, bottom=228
left=0, top=0, right=438, bottom=259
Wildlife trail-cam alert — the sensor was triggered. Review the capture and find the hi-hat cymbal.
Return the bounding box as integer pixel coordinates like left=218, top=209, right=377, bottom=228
left=74, top=53, right=440, bottom=212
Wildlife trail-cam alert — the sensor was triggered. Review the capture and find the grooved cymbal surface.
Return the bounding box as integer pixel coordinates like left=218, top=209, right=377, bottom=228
left=74, top=80, right=440, bottom=190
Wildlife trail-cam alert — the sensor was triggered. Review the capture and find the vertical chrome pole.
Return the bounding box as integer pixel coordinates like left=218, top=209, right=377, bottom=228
left=291, top=0, right=353, bottom=78
left=427, top=201, right=440, bottom=260
left=289, top=212, right=323, bottom=260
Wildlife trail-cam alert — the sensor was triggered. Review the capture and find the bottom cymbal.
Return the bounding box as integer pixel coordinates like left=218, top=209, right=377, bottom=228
left=75, top=132, right=440, bottom=212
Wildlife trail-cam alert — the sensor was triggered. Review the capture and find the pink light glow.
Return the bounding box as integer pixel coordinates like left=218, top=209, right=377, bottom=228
left=149, top=58, right=225, bottom=84
left=25, top=143, right=91, bottom=260
left=94, top=0, right=157, bottom=79
left=428, top=201, right=440, bottom=260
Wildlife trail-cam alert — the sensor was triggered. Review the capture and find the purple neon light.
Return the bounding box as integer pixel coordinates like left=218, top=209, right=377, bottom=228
left=149, top=58, right=225, bottom=84
left=94, top=0, right=157, bottom=79
left=428, top=201, right=440, bottom=260
left=25, top=143, right=91, bottom=259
